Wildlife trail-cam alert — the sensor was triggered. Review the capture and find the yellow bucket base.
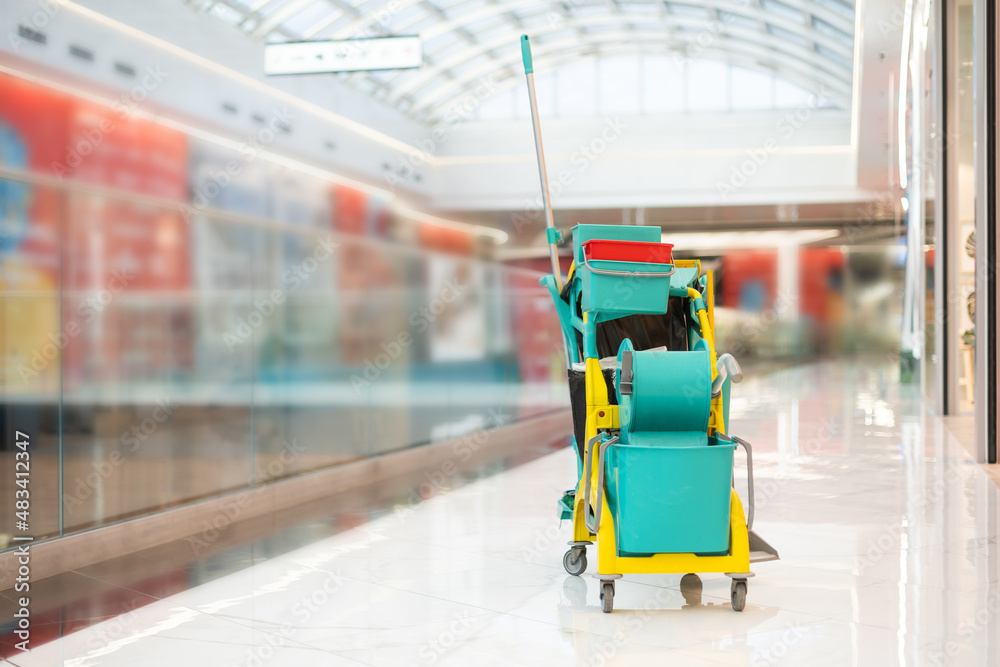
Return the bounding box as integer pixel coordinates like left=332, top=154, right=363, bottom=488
left=572, top=483, right=750, bottom=575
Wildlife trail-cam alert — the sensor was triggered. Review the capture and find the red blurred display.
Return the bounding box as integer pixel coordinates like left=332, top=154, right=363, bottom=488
left=417, top=222, right=473, bottom=254
left=722, top=250, right=777, bottom=311
left=333, top=186, right=369, bottom=235
left=799, top=247, right=845, bottom=325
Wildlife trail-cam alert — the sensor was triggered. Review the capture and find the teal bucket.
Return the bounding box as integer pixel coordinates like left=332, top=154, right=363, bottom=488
left=604, top=440, right=735, bottom=555
left=579, top=258, right=674, bottom=315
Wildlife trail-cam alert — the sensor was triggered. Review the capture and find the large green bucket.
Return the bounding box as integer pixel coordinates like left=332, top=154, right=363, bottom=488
left=604, top=440, right=735, bottom=555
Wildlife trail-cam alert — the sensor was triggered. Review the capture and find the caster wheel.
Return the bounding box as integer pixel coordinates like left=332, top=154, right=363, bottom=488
left=562, top=548, right=587, bottom=576
left=731, top=579, right=747, bottom=612
left=680, top=573, right=703, bottom=605
left=600, top=581, right=615, bottom=613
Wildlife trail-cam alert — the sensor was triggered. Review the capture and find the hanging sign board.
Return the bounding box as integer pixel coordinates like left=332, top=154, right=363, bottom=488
left=264, top=37, right=422, bottom=74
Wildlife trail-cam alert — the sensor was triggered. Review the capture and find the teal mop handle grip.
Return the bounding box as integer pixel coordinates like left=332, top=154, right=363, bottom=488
left=520, top=34, right=533, bottom=74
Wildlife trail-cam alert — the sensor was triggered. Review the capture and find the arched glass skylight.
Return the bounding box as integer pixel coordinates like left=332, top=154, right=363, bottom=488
left=187, top=0, right=855, bottom=123
left=472, top=57, right=831, bottom=121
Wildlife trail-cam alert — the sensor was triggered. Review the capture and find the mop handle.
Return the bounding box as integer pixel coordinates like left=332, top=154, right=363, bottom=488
left=521, top=35, right=562, bottom=290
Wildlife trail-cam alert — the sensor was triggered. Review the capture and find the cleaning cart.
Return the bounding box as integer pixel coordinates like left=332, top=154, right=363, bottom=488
left=519, top=35, right=778, bottom=614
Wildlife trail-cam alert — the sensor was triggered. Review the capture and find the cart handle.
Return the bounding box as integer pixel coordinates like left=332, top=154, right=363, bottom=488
left=711, top=353, right=744, bottom=397
left=581, top=256, right=676, bottom=279
left=731, top=435, right=755, bottom=530
left=583, top=433, right=618, bottom=534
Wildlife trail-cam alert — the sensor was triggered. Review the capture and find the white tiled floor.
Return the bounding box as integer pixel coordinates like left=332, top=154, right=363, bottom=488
left=13, top=361, right=1000, bottom=666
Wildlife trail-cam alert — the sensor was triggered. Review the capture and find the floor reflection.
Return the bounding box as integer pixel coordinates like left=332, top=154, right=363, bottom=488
left=6, top=360, right=1000, bottom=666
left=0, top=430, right=568, bottom=661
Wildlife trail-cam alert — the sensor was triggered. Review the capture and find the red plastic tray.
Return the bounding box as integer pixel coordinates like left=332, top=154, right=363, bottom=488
left=583, top=239, right=674, bottom=264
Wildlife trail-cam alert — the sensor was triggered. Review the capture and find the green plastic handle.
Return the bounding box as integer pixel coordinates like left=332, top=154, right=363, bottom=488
left=521, top=34, right=533, bottom=74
